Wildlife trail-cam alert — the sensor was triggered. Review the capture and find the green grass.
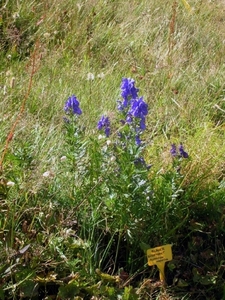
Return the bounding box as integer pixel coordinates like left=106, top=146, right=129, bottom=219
left=0, top=0, right=225, bottom=299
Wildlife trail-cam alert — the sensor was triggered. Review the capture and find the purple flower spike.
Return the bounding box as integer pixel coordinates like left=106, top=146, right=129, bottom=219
left=179, top=144, right=189, bottom=158
left=97, top=115, right=111, bottom=137
left=120, top=78, right=139, bottom=109
left=64, top=95, right=82, bottom=115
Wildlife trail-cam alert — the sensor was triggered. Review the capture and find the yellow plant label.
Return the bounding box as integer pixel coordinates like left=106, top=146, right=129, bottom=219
left=147, top=244, right=172, bottom=281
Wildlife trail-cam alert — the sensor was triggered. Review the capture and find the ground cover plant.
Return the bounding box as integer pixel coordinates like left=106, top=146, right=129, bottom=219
left=0, top=0, right=225, bottom=299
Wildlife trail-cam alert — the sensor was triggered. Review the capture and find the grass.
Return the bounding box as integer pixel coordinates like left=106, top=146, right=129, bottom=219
left=0, top=0, right=225, bottom=299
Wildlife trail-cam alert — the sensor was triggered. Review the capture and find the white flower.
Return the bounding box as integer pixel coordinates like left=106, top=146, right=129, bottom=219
left=87, top=72, right=95, bottom=80
left=12, top=12, right=19, bottom=20
left=60, top=156, right=67, bottom=161
left=110, top=156, right=116, bottom=162
left=42, top=171, right=51, bottom=178
left=7, top=181, right=15, bottom=187
left=106, top=140, right=111, bottom=146
left=98, top=134, right=104, bottom=140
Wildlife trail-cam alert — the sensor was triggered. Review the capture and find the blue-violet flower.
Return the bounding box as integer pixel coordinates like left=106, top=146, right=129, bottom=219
left=170, top=144, right=177, bottom=157
left=135, top=135, right=142, bottom=146
left=170, top=143, right=188, bottom=158
left=129, top=97, right=148, bottom=130
left=97, top=115, right=111, bottom=137
left=120, top=78, right=139, bottom=109
left=64, top=95, right=82, bottom=115
left=179, top=144, right=189, bottom=158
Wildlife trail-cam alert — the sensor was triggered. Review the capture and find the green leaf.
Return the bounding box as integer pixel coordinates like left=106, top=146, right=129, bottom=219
left=140, top=242, right=151, bottom=254
left=122, top=286, right=138, bottom=300
left=58, top=281, right=80, bottom=298
left=19, top=280, right=38, bottom=298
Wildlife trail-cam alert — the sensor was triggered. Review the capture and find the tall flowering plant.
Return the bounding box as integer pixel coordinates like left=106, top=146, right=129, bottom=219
left=62, top=78, right=189, bottom=274
left=95, top=78, right=152, bottom=239
left=62, top=94, right=89, bottom=194
left=63, top=79, right=152, bottom=233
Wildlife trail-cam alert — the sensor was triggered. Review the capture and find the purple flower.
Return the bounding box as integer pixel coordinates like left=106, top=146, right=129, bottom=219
left=105, top=126, right=110, bottom=137
left=179, top=144, right=189, bottom=158
left=139, top=117, right=146, bottom=130
left=170, top=143, right=189, bottom=158
left=128, top=97, right=148, bottom=130
left=120, top=78, right=139, bottom=109
left=135, top=135, right=142, bottom=146
left=126, top=114, right=133, bottom=124
left=97, top=115, right=111, bottom=137
left=64, top=95, right=82, bottom=115
left=118, top=78, right=148, bottom=144
left=129, top=97, right=148, bottom=118
left=117, top=100, right=124, bottom=111
left=170, top=144, right=177, bottom=157
left=134, top=157, right=145, bottom=166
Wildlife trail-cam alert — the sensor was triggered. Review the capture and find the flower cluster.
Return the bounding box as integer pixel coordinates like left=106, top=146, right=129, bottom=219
left=64, top=95, right=82, bottom=115
left=97, top=115, right=111, bottom=137
left=170, top=144, right=189, bottom=158
left=128, top=97, right=148, bottom=130
left=119, top=78, right=139, bottom=109
left=118, top=78, right=148, bottom=145
left=63, top=78, right=148, bottom=145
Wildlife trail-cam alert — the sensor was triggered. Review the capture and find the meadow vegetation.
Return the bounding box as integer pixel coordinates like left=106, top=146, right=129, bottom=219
left=0, top=0, right=225, bottom=299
